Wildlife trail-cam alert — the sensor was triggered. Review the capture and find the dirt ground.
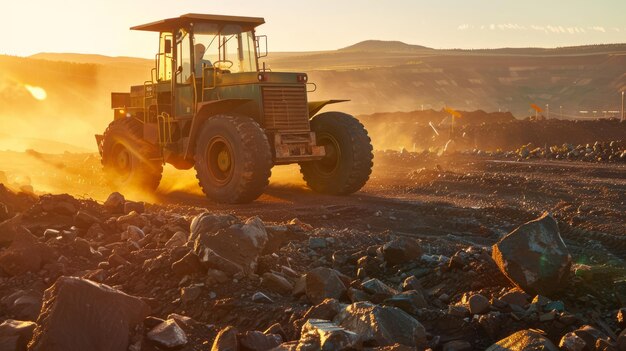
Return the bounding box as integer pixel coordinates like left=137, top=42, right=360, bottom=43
left=0, top=149, right=625, bottom=349
left=1, top=149, right=624, bottom=255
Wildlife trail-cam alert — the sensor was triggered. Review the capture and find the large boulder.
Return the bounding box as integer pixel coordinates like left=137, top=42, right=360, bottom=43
left=194, top=217, right=267, bottom=275
left=485, top=329, right=559, bottom=351
left=305, top=268, right=348, bottom=304
left=492, top=213, right=571, bottom=296
left=382, top=237, right=423, bottom=266
left=28, top=276, right=150, bottom=351
left=334, top=301, right=427, bottom=347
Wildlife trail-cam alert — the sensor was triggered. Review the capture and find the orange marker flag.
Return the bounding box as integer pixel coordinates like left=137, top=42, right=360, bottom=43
left=530, top=104, right=543, bottom=113
left=444, top=107, right=462, bottom=118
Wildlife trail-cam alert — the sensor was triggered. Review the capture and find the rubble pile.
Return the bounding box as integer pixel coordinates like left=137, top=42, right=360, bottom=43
left=0, top=186, right=624, bottom=350
left=468, top=140, right=626, bottom=163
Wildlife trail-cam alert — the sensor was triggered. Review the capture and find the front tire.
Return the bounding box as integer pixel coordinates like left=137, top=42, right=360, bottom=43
left=300, top=112, right=373, bottom=194
left=194, top=115, right=273, bottom=204
left=100, top=118, right=163, bottom=192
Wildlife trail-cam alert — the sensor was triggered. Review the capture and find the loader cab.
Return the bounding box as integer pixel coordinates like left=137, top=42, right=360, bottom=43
left=133, top=14, right=267, bottom=121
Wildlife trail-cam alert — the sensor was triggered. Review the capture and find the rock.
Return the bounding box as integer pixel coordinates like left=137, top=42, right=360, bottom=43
left=617, top=329, right=626, bottom=351
left=334, top=301, right=427, bottom=347
left=194, top=217, right=267, bottom=275
left=401, top=275, right=423, bottom=292
left=39, top=194, right=78, bottom=216
left=500, top=291, right=530, bottom=308
left=468, top=294, right=490, bottom=315
left=0, top=229, right=54, bottom=276
left=165, top=231, right=187, bottom=249
left=171, top=251, right=205, bottom=277
left=262, top=273, right=294, bottom=294
left=252, top=292, right=273, bottom=304
left=449, top=250, right=470, bottom=269
left=383, top=290, right=428, bottom=314
left=305, top=267, right=348, bottom=304
left=448, top=305, right=470, bottom=318
left=559, top=332, right=587, bottom=351
left=238, top=330, right=282, bottom=351
left=485, top=329, right=558, bottom=351
left=362, top=278, right=399, bottom=298
left=74, top=211, right=100, bottom=228
left=189, top=212, right=239, bottom=242
left=196, top=247, right=242, bottom=276
left=381, top=237, right=423, bottom=266
left=146, top=319, right=188, bottom=349
left=116, top=211, right=147, bottom=230
left=122, top=225, right=145, bottom=242
left=356, top=255, right=384, bottom=278
left=492, top=212, right=571, bottom=296
left=298, top=319, right=360, bottom=351
left=104, top=192, right=125, bottom=213
left=124, top=201, right=145, bottom=214
left=28, top=276, right=150, bottom=351
left=0, top=319, right=37, bottom=351
left=572, top=325, right=609, bottom=351
left=302, top=298, right=344, bottom=322
left=309, top=237, right=327, bottom=249
left=211, top=326, right=239, bottom=351
left=0, top=289, right=42, bottom=321
left=443, top=340, right=473, bottom=351
left=181, top=285, right=203, bottom=303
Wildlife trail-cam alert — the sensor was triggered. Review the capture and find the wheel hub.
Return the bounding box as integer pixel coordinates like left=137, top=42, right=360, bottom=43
left=217, top=149, right=231, bottom=172
left=207, top=137, right=234, bottom=185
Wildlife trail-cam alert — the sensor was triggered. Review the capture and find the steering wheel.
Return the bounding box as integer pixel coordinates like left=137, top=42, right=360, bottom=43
left=214, top=60, right=234, bottom=70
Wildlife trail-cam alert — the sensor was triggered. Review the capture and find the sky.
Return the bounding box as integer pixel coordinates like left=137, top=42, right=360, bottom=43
left=2, top=0, right=625, bottom=58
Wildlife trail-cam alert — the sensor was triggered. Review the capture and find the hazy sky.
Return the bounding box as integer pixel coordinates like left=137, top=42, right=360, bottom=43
left=2, top=0, right=625, bottom=57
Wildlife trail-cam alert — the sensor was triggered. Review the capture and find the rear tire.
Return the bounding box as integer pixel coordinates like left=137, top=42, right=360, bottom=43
left=100, top=118, right=163, bottom=192
left=300, top=112, right=373, bottom=194
left=194, top=115, right=272, bottom=204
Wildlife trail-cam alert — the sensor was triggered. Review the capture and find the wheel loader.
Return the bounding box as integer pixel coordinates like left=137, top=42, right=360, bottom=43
left=96, top=14, right=373, bottom=203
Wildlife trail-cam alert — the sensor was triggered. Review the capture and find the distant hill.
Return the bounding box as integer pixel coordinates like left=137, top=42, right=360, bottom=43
left=340, top=40, right=432, bottom=52
left=30, top=53, right=152, bottom=65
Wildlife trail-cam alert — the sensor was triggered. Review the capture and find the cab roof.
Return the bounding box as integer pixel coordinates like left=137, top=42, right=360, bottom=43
left=131, top=13, right=265, bottom=32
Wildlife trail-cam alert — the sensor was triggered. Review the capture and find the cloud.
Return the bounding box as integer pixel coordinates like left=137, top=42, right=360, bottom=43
left=589, top=26, right=606, bottom=32
left=460, top=23, right=611, bottom=35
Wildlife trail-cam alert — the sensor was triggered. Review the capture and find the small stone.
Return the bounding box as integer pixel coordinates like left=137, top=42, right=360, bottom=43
left=238, top=330, right=282, bottom=351
left=252, top=292, right=273, bottom=304
left=468, top=294, right=490, bottom=315
left=181, top=285, right=203, bottom=303
left=382, top=237, right=423, bottom=266
left=103, top=192, right=125, bottom=213
left=539, top=310, right=557, bottom=322
left=124, top=201, right=145, bottom=214
left=146, top=319, right=188, bottom=349
left=443, top=340, right=472, bottom=351
left=559, top=332, right=587, bottom=351
left=262, top=273, right=293, bottom=294
left=448, top=305, right=470, bottom=318
left=165, top=232, right=187, bottom=249
left=211, top=326, right=238, bottom=351
left=500, top=291, right=530, bottom=308
left=309, top=237, right=327, bottom=249
left=544, top=300, right=565, bottom=312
